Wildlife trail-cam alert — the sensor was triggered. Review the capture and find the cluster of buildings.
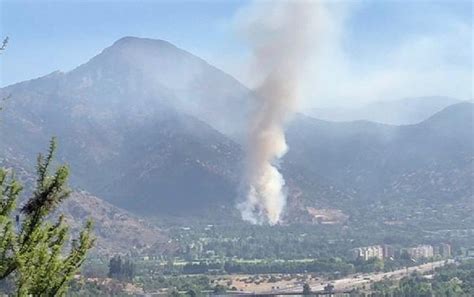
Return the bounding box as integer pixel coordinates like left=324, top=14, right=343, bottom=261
left=352, top=243, right=451, bottom=261
left=352, top=245, right=394, bottom=261
left=406, top=245, right=434, bottom=259
left=406, top=243, right=451, bottom=259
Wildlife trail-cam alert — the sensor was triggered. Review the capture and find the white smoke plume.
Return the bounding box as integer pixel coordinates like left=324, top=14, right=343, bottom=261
left=238, top=1, right=318, bottom=225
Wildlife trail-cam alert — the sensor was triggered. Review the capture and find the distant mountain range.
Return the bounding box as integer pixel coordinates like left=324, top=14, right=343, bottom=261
left=308, top=96, right=464, bottom=125
left=1, top=37, right=472, bottom=232
left=286, top=102, right=473, bottom=206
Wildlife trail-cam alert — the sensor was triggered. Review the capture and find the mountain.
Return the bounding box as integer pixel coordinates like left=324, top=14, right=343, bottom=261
left=0, top=158, right=167, bottom=253
left=0, top=37, right=246, bottom=216
left=68, top=36, right=253, bottom=138
left=60, top=191, right=168, bottom=254
left=285, top=102, right=474, bottom=207
left=95, top=111, right=242, bottom=214
left=1, top=36, right=472, bottom=225
left=308, top=96, right=463, bottom=125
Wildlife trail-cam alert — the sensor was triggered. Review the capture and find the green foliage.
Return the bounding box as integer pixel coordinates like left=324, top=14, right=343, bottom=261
left=0, top=138, right=94, bottom=296
left=213, top=284, right=227, bottom=294
left=166, top=222, right=474, bottom=264
left=0, top=36, right=9, bottom=113
left=370, top=260, right=474, bottom=297
left=431, top=260, right=474, bottom=296
left=353, top=257, right=384, bottom=273
left=137, top=275, right=213, bottom=293
left=302, top=283, right=311, bottom=295
left=223, top=258, right=355, bottom=275
left=108, top=255, right=135, bottom=281
left=68, top=277, right=134, bottom=297
left=396, top=274, right=433, bottom=297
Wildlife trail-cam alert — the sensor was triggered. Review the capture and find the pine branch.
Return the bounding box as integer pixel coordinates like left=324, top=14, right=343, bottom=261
left=0, top=138, right=94, bottom=294
left=0, top=37, right=8, bottom=52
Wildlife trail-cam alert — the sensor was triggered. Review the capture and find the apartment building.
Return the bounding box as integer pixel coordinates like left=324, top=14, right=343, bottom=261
left=352, top=245, right=384, bottom=260
left=406, top=245, right=434, bottom=259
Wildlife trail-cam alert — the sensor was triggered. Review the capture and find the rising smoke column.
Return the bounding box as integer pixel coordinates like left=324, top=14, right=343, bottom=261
left=238, top=1, right=317, bottom=225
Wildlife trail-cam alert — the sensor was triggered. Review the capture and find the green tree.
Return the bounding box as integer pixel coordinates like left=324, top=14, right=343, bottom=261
left=0, top=36, right=10, bottom=112
left=0, top=138, right=94, bottom=296
left=213, top=284, right=227, bottom=294
left=0, top=37, right=7, bottom=50
left=398, top=274, right=433, bottom=297
left=108, top=255, right=123, bottom=279
left=434, top=276, right=465, bottom=297
left=187, top=288, right=198, bottom=297
left=169, top=289, right=181, bottom=297
left=108, top=255, right=135, bottom=281
left=302, top=283, right=311, bottom=295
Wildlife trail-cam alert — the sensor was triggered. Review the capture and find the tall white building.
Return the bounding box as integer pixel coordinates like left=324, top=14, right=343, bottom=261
left=352, top=245, right=384, bottom=260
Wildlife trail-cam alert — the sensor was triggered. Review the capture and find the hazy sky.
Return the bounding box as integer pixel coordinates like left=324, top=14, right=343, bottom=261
left=0, top=0, right=472, bottom=107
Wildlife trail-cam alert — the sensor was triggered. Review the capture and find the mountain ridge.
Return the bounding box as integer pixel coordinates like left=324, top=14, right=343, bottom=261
left=1, top=36, right=472, bottom=226
left=307, top=96, right=464, bottom=125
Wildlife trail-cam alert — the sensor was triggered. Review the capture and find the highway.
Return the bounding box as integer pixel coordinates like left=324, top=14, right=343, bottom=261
left=265, top=259, right=453, bottom=294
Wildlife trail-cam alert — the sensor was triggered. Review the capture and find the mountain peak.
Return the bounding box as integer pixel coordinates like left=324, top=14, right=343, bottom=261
left=95, top=36, right=183, bottom=63
left=110, top=36, right=178, bottom=51
left=423, top=101, right=473, bottom=126
left=69, top=36, right=198, bottom=87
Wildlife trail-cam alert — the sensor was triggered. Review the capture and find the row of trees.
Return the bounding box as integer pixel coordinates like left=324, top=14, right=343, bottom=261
left=156, top=258, right=356, bottom=276
left=108, top=255, right=135, bottom=281
left=223, top=259, right=355, bottom=275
